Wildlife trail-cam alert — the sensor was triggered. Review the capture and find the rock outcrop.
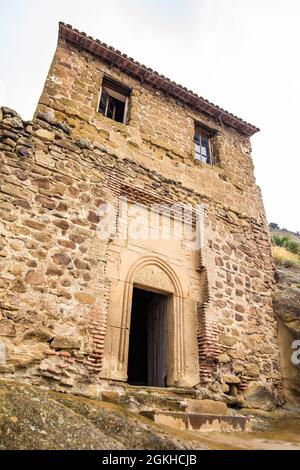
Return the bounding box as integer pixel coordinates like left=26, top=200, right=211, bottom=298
left=273, top=268, right=300, bottom=407
left=1, top=379, right=300, bottom=450
left=0, top=380, right=205, bottom=450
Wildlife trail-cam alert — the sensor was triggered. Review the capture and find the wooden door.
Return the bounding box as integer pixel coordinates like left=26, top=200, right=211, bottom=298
left=147, top=295, right=167, bottom=387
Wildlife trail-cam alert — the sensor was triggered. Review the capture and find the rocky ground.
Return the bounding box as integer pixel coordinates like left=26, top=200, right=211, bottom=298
left=1, top=379, right=300, bottom=450
left=0, top=379, right=205, bottom=450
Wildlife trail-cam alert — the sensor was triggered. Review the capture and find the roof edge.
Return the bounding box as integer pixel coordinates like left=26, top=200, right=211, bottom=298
left=58, top=22, right=260, bottom=137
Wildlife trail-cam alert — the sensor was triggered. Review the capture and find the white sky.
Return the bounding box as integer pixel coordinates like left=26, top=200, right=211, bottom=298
left=1, top=0, right=299, bottom=232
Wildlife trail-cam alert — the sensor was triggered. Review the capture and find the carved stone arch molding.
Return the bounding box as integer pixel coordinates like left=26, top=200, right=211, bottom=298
left=101, top=255, right=200, bottom=388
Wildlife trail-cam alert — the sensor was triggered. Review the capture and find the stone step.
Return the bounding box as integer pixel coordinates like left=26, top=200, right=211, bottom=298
left=140, top=410, right=251, bottom=433
left=102, top=387, right=229, bottom=414
left=186, top=399, right=228, bottom=415
left=108, top=382, right=199, bottom=399
left=103, top=383, right=201, bottom=411
left=102, top=390, right=189, bottom=412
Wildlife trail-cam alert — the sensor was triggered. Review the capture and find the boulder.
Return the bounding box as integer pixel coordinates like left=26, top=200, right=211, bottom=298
left=273, top=270, right=300, bottom=335
left=218, top=353, right=231, bottom=363
left=23, top=328, right=54, bottom=342
left=222, top=373, right=240, bottom=384
left=1, top=107, right=21, bottom=118
left=9, top=353, right=35, bottom=368
left=50, top=335, right=81, bottom=350
left=0, top=320, right=16, bottom=337
left=187, top=399, right=228, bottom=415
left=244, top=364, right=260, bottom=377
left=219, top=334, right=239, bottom=347
left=0, top=364, right=14, bottom=373
left=243, top=382, right=276, bottom=411
left=273, top=268, right=300, bottom=407
left=2, top=116, right=23, bottom=129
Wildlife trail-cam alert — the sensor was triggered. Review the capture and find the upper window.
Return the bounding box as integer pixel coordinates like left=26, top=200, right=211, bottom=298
left=98, top=76, right=131, bottom=124
left=194, top=125, right=215, bottom=164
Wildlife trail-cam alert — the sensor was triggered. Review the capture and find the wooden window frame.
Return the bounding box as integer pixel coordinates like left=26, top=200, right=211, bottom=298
left=98, top=75, right=131, bottom=125
left=194, top=124, right=216, bottom=165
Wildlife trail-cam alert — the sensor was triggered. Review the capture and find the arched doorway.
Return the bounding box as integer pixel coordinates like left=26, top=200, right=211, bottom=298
left=101, top=255, right=200, bottom=388
left=127, top=287, right=168, bottom=387
left=120, top=256, right=183, bottom=387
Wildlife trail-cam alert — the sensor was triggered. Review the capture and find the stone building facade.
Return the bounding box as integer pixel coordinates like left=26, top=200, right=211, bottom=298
left=0, top=23, right=282, bottom=404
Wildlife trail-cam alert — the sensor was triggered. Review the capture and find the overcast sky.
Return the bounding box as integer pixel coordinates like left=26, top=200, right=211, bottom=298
left=1, top=0, right=299, bottom=232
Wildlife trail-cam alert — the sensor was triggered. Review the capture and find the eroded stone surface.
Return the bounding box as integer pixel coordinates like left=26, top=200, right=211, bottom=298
left=273, top=268, right=300, bottom=407
left=187, top=399, right=228, bottom=415
left=0, top=380, right=205, bottom=450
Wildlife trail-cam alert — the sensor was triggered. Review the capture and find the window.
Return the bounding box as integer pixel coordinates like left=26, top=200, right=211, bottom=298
left=98, top=76, right=130, bottom=124
left=194, top=125, right=215, bottom=164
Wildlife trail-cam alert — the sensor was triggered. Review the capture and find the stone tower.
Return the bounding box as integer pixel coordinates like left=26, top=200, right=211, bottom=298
left=0, top=23, right=282, bottom=404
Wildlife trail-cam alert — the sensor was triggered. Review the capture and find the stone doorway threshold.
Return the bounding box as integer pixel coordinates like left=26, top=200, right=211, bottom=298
left=123, top=383, right=198, bottom=396
left=103, top=381, right=251, bottom=433
left=104, top=381, right=199, bottom=412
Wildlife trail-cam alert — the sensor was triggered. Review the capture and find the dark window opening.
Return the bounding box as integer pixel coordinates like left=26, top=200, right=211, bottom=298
left=194, top=125, right=215, bottom=164
left=127, top=287, right=167, bottom=387
left=98, top=76, right=130, bottom=124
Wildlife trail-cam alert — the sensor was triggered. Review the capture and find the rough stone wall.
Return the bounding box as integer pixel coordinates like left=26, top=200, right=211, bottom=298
left=36, top=38, right=262, bottom=219
left=0, top=107, right=112, bottom=388
left=0, top=35, right=282, bottom=402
